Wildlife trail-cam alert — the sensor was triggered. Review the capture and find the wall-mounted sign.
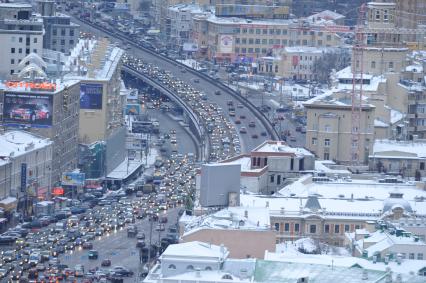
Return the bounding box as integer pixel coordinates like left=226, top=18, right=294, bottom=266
left=5, top=81, right=57, bottom=91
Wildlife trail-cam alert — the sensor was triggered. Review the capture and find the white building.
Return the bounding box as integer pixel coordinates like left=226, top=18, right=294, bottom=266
left=0, top=131, right=52, bottom=215
left=220, top=141, right=315, bottom=194
left=144, top=241, right=426, bottom=283
left=0, top=3, right=44, bottom=78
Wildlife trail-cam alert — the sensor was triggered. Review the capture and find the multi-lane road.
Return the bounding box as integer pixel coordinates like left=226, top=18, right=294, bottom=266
left=71, top=16, right=275, bottom=153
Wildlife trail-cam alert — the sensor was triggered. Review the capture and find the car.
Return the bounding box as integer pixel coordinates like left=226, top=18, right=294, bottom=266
left=193, top=78, right=199, bottom=83
left=82, top=242, right=93, bottom=249
left=74, top=264, right=84, bottom=277
left=240, top=114, right=246, bottom=119
left=181, top=69, right=187, bottom=73
left=111, top=266, right=133, bottom=277
left=136, top=240, right=145, bottom=248
left=214, top=90, right=221, bottom=95
left=88, top=250, right=98, bottom=260
left=251, top=134, right=258, bottom=139
left=155, top=224, right=165, bottom=231
left=136, top=233, right=145, bottom=240
left=289, top=136, right=297, bottom=142
left=229, top=111, right=235, bottom=117
left=260, top=131, right=267, bottom=137
left=101, top=259, right=111, bottom=267
left=237, top=103, right=243, bottom=108
left=235, top=119, right=241, bottom=124
left=249, top=121, right=256, bottom=128
left=239, top=127, right=247, bottom=134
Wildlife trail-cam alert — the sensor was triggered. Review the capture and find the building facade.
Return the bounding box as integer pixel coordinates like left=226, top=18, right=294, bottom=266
left=37, top=0, right=79, bottom=54
left=0, top=3, right=44, bottom=78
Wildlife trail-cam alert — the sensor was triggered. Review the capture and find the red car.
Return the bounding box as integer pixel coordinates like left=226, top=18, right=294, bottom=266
left=10, top=104, right=50, bottom=121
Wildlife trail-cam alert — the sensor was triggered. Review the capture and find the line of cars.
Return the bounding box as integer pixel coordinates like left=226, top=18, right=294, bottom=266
left=123, top=54, right=242, bottom=162
left=0, top=152, right=196, bottom=282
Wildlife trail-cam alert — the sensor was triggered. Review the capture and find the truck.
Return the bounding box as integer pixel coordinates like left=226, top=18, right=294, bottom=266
left=154, top=157, right=163, bottom=168
left=127, top=225, right=138, bottom=238
left=142, top=184, right=153, bottom=194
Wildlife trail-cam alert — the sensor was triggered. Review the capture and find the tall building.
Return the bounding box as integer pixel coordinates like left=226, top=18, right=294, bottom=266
left=62, top=39, right=126, bottom=178
left=36, top=0, right=79, bottom=54
left=0, top=3, right=44, bottom=78
left=0, top=54, right=80, bottom=185
left=215, top=0, right=292, bottom=19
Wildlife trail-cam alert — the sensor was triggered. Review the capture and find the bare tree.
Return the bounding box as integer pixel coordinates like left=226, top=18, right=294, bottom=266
left=313, top=49, right=350, bottom=85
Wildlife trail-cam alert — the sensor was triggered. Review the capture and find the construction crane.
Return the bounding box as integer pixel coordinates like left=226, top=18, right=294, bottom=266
left=351, top=4, right=367, bottom=164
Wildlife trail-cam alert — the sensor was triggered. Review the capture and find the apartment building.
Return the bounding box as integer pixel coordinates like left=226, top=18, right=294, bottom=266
left=166, top=4, right=206, bottom=50
left=0, top=3, right=44, bottom=78
left=192, top=15, right=343, bottom=62
left=215, top=0, right=292, bottom=19
left=304, top=90, right=375, bottom=164
left=36, top=0, right=79, bottom=54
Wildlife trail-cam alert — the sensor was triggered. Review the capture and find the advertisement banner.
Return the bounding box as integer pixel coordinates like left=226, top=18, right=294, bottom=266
left=80, top=83, right=103, bottom=110
left=183, top=43, right=198, bottom=52
left=61, top=172, right=85, bottom=186
left=125, top=104, right=141, bottom=115
left=3, top=92, right=53, bottom=128
left=219, top=35, right=233, bottom=54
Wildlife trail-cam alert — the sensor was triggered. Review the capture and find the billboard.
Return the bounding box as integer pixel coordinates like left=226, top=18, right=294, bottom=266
left=3, top=92, right=53, bottom=128
left=219, top=35, right=233, bottom=54
left=80, top=83, right=103, bottom=110
left=126, top=104, right=142, bottom=115
left=61, top=172, right=85, bottom=186
left=183, top=43, right=198, bottom=52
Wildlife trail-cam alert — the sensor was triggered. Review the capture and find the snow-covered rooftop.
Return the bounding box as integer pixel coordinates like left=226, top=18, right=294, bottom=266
left=0, top=131, right=52, bottom=166
left=252, top=141, right=313, bottom=157
left=183, top=207, right=271, bottom=237
left=372, top=139, right=426, bottom=159
left=161, top=241, right=229, bottom=260
left=222, top=155, right=265, bottom=173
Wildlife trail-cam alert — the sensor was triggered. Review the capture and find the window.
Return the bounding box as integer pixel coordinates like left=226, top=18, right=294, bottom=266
left=277, top=175, right=281, bottom=185
left=235, top=38, right=240, bottom=44
left=248, top=48, right=253, bottom=53
left=325, top=224, right=330, bottom=233
left=325, top=125, right=331, bottom=132
left=69, top=29, right=74, bottom=36
left=255, top=39, right=260, bottom=44
left=324, top=139, right=330, bottom=147
left=241, top=48, right=246, bottom=53
left=312, top=138, right=317, bottom=145
left=409, top=253, right=415, bottom=259
left=275, top=65, right=279, bottom=73
left=418, top=253, right=423, bottom=260
left=61, top=29, right=66, bottom=36
left=421, top=162, right=425, bottom=170
left=242, top=38, right=247, bottom=44
left=222, top=274, right=233, bottom=280
left=249, top=29, right=254, bottom=34
left=375, top=10, right=380, bottom=20
left=242, top=28, right=247, bottom=34
left=345, top=224, right=350, bottom=232
left=270, top=175, right=275, bottom=183
left=310, top=225, right=317, bottom=234
left=19, top=37, right=22, bottom=43
left=256, top=29, right=260, bottom=34
left=355, top=225, right=361, bottom=230
left=33, top=49, right=37, bottom=53
left=18, top=48, right=22, bottom=54
left=33, top=37, right=37, bottom=43
left=274, top=223, right=279, bottom=231
left=294, top=223, right=300, bottom=232
left=324, top=153, right=330, bottom=160
left=26, top=48, right=29, bottom=54
left=10, top=70, right=14, bottom=75
left=371, top=61, right=376, bottom=68
left=389, top=62, right=394, bottom=69
left=248, top=38, right=254, bottom=44
left=69, top=40, right=74, bottom=45
left=53, top=29, right=57, bottom=36
left=235, top=47, right=240, bottom=53
left=61, top=39, right=65, bottom=46
left=284, top=223, right=289, bottom=232
left=10, top=59, right=14, bottom=64
left=186, top=265, right=194, bottom=271
left=168, top=264, right=176, bottom=269
left=262, top=29, right=267, bottom=34
left=334, top=225, right=340, bottom=234
left=11, top=36, right=15, bottom=42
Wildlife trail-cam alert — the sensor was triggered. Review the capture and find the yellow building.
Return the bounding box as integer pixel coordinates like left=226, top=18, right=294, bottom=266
left=192, top=15, right=342, bottom=62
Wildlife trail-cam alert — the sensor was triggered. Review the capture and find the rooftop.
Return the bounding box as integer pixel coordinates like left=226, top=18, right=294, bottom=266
left=183, top=207, right=271, bottom=237
left=252, top=141, right=313, bottom=157
left=161, top=241, right=229, bottom=260
left=0, top=131, right=52, bottom=166
left=372, top=139, right=426, bottom=159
